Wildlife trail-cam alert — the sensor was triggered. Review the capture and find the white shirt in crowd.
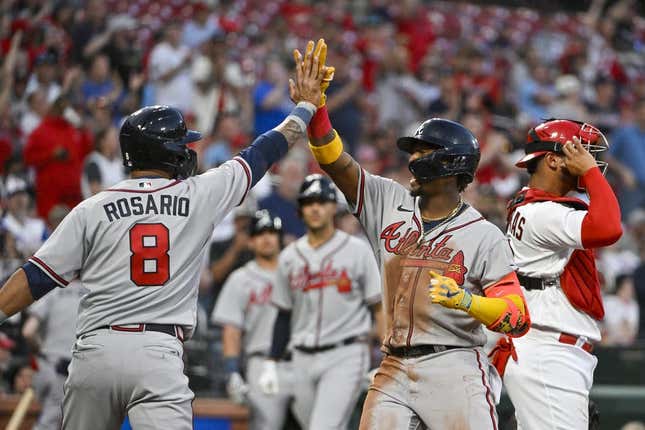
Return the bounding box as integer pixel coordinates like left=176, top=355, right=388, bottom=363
left=149, top=42, right=194, bottom=113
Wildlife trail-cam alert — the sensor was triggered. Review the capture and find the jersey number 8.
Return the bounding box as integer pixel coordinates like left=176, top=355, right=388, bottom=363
left=129, top=223, right=170, bottom=286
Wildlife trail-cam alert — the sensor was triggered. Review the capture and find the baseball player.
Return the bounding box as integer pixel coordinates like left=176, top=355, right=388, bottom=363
left=259, top=173, right=383, bottom=430
left=499, top=119, right=622, bottom=429
left=22, top=280, right=85, bottom=430
left=211, top=210, right=293, bottom=430
left=0, top=40, right=327, bottom=430
left=293, top=41, right=531, bottom=429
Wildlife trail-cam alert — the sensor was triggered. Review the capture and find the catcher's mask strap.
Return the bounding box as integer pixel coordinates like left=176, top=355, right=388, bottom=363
left=524, top=141, right=563, bottom=154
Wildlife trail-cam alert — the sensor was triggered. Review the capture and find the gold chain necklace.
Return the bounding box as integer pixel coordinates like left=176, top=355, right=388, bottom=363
left=418, top=199, right=464, bottom=244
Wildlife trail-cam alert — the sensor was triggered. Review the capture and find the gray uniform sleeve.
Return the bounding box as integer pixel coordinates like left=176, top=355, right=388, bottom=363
left=271, top=252, right=293, bottom=310
left=211, top=270, right=247, bottom=328
left=29, top=206, right=85, bottom=287
left=190, top=157, right=252, bottom=223
left=469, top=225, right=516, bottom=290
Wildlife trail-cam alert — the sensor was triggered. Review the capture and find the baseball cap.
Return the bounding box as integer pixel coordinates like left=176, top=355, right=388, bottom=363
left=4, top=176, right=28, bottom=198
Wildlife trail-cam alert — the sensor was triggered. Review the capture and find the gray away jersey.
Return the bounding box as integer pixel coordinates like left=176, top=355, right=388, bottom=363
left=271, top=230, right=381, bottom=347
left=350, top=168, right=515, bottom=349
left=30, top=157, right=253, bottom=337
left=28, top=280, right=86, bottom=360
left=211, top=260, right=278, bottom=356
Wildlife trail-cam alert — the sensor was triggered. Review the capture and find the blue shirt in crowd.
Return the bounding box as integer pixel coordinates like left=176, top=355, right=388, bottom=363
left=609, top=124, right=645, bottom=184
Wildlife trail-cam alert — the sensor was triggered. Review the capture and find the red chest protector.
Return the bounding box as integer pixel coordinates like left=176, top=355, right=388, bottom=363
left=507, top=189, right=605, bottom=320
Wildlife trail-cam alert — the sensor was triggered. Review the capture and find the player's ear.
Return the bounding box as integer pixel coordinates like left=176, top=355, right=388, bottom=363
left=544, top=152, right=561, bottom=171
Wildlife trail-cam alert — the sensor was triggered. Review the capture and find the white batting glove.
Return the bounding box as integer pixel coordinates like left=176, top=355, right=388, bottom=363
left=258, top=360, right=279, bottom=395
left=226, top=372, right=249, bottom=404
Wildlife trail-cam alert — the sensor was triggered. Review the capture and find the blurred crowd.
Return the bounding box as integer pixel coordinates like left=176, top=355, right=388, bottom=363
left=0, top=0, right=643, bottom=396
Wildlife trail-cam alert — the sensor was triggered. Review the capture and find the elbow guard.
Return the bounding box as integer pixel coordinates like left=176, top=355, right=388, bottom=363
left=487, top=295, right=530, bottom=337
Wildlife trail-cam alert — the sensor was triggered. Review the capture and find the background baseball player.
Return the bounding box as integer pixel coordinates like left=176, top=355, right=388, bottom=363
left=211, top=210, right=293, bottom=430
left=0, top=40, right=327, bottom=430
left=294, top=42, right=531, bottom=429
left=19, top=205, right=81, bottom=430
left=23, top=280, right=85, bottom=430
left=500, top=119, right=623, bottom=429
left=259, top=173, right=383, bottom=430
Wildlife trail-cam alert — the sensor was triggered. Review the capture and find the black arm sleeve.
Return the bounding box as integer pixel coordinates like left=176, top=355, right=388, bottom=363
left=269, top=309, right=291, bottom=359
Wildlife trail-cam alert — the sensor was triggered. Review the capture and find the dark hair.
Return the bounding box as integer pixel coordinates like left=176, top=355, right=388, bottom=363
left=457, top=175, right=470, bottom=192
left=525, top=156, right=544, bottom=175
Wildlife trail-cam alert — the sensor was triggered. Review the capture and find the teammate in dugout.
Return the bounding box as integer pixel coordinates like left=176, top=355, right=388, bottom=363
left=211, top=210, right=293, bottom=430
left=294, top=39, right=531, bottom=429
left=0, top=40, right=328, bottom=429
left=496, top=119, right=622, bottom=429
left=259, top=173, right=384, bottom=430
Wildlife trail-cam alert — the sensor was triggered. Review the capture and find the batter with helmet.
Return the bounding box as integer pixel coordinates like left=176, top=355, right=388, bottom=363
left=259, top=173, right=383, bottom=430
left=291, top=39, right=531, bottom=429
left=498, top=119, right=622, bottom=429
left=212, top=210, right=294, bottom=430
left=0, top=41, right=327, bottom=430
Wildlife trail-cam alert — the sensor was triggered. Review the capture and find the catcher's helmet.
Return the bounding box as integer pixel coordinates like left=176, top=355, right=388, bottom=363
left=397, top=118, right=480, bottom=184
left=516, top=119, right=608, bottom=171
left=120, top=105, right=201, bottom=179
left=250, top=210, right=283, bottom=236
left=297, top=174, right=338, bottom=205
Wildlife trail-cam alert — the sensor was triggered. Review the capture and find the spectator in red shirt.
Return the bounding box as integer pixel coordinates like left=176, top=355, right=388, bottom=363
left=23, top=96, right=92, bottom=218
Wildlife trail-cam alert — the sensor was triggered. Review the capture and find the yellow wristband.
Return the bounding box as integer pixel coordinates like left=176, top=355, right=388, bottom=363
left=309, top=131, right=343, bottom=165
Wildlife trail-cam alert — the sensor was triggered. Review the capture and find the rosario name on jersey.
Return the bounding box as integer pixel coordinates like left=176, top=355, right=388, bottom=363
left=271, top=230, right=382, bottom=348
left=350, top=169, right=516, bottom=349
left=29, top=157, right=252, bottom=338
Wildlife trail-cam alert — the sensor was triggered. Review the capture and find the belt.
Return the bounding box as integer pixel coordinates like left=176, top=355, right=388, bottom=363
left=294, top=336, right=361, bottom=354
left=559, top=332, right=594, bottom=353
left=517, top=274, right=559, bottom=291
left=99, top=324, right=184, bottom=342
left=388, top=344, right=462, bottom=358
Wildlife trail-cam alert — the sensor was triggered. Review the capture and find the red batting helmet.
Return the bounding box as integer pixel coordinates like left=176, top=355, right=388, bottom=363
left=515, top=119, right=609, bottom=172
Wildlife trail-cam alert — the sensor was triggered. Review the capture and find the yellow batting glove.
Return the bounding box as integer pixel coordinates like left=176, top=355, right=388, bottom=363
left=314, top=39, right=335, bottom=107
left=428, top=271, right=473, bottom=312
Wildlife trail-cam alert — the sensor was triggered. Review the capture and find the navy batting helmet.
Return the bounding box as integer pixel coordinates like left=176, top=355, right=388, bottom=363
left=397, top=118, right=480, bottom=184
left=297, top=174, right=338, bottom=205
left=119, top=105, right=201, bottom=179
left=250, top=210, right=283, bottom=236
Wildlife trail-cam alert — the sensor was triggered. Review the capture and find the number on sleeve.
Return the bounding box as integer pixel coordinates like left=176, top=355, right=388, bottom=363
left=129, top=223, right=170, bottom=286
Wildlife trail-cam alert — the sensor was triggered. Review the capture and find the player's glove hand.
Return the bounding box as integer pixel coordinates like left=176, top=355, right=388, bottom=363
left=226, top=372, right=249, bottom=404
left=293, top=39, right=334, bottom=107
left=258, top=359, right=279, bottom=395
left=315, top=39, right=335, bottom=107
left=428, top=270, right=472, bottom=312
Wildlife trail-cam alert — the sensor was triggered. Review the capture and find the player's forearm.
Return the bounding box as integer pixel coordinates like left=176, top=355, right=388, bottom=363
left=237, top=102, right=316, bottom=188
left=307, top=105, right=360, bottom=204
left=222, top=325, right=242, bottom=357
left=580, top=166, right=622, bottom=248
left=222, top=325, right=242, bottom=373
left=475, top=272, right=530, bottom=337
left=468, top=294, right=528, bottom=336
left=0, top=269, right=35, bottom=322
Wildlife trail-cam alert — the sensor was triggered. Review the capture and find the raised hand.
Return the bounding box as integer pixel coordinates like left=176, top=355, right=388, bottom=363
left=562, top=136, right=598, bottom=177
left=289, top=39, right=327, bottom=107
